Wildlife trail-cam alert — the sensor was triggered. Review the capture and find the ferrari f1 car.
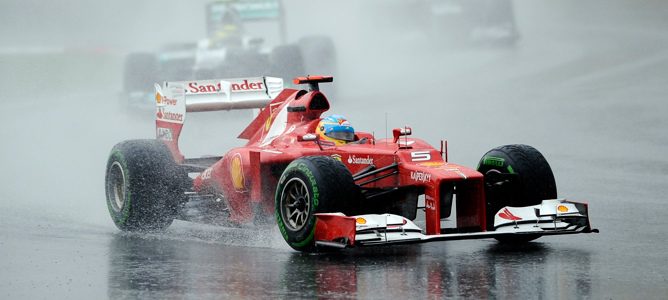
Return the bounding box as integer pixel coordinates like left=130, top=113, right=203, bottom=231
left=105, top=75, right=596, bottom=252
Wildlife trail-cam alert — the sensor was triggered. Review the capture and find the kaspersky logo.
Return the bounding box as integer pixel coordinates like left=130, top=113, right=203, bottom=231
left=348, top=155, right=373, bottom=165
left=410, top=171, right=431, bottom=183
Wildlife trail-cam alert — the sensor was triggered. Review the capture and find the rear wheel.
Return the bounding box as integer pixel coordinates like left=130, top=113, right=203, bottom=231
left=275, top=156, right=358, bottom=252
left=105, top=139, right=189, bottom=231
left=477, top=144, right=556, bottom=243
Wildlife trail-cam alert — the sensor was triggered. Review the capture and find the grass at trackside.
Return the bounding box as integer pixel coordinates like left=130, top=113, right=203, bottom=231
left=0, top=52, right=122, bottom=99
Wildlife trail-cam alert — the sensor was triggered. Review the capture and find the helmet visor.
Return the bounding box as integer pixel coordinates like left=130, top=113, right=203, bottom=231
left=326, top=131, right=355, bottom=142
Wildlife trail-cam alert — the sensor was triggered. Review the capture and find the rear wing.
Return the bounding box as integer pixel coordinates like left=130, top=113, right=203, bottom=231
left=207, top=0, right=281, bottom=22
left=154, top=76, right=283, bottom=161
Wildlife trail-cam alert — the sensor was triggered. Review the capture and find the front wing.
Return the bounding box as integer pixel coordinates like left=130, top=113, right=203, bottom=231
left=314, top=199, right=597, bottom=248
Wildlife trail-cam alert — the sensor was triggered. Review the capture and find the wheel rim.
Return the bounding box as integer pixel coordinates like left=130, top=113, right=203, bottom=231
left=280, top=177, right=311, bottom=231
left=484, top=169, right=504, bottom=186
left=107, top=161, right=127, bottom=213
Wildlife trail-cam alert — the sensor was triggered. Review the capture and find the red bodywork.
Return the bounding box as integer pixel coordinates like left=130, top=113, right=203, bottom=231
left=162, top=86, right=488, bottom=235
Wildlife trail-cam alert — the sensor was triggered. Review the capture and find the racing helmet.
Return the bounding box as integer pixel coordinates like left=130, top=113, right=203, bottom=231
left=208, top=3, right=244, bottom=47
left=316, top=115, right=355, bottom=146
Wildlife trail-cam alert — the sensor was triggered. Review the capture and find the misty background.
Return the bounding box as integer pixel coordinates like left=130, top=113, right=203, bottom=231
left=2, top=0, right=665, bottom=221
left=1, top=0, right=668, bottom=298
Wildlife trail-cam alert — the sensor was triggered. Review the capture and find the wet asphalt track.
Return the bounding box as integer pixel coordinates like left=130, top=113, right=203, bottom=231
left=2, top=1, right=668, bottom=299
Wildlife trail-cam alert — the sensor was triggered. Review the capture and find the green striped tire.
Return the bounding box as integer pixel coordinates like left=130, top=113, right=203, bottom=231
left=105, top=139, right=188, bottom=231
left=478, top=144, right=557, bottom=238
left=275, top=156, right=358, bottom=252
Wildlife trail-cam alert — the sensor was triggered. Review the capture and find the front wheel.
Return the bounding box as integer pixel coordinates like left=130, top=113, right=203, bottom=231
left=275, top=156, right=358, bottom=252
left=477, top=144, right=557, bottom=243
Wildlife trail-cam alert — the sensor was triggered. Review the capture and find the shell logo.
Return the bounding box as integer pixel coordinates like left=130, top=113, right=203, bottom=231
left=264, top=114, right=273, bottom=132
left=155, top=92, right=162, bottom=104
left=557, top=205, right=569, bottom=213
left=230, top=153, right=246, bottom=191
left=356, top=217, right=366, bottom=224
left=420, top=161, right=446, bottom=168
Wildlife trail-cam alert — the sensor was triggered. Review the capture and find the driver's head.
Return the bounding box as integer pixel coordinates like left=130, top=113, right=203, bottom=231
left=316, top=115, right=355, bottom=146
left=209, top=3, right=243, bottom=46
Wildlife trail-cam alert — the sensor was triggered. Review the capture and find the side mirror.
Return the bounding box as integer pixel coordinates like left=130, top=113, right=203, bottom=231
left=300, top=133, right=325, bottom=150
left=392, top=127, right=412, bottom=143
left=300, top=133, right=318, bottom=142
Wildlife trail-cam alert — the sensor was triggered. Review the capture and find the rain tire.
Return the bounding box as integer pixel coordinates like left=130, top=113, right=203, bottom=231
left=105, top=139, right=189, bottom=232
left=477, top=144, right=556, bottom=243
left=275, top=156, right=358, bottom=252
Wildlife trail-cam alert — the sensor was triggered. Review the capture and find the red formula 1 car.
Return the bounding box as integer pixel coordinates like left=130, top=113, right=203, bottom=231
left=105, top=75, right=597, bottom=252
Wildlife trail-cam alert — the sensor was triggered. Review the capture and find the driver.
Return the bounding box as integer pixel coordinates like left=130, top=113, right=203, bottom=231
left=209, top=3, right=244, bottom=48
left=316, top=115, right=355, bottom=146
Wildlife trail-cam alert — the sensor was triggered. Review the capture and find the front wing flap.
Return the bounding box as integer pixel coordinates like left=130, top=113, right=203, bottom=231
left=314, top=199, right=596, bottom=248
